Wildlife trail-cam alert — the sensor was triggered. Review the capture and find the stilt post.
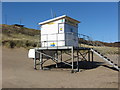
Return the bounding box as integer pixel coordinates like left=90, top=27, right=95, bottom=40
left=88, top=50, right=90, bottom=62
left=34, top=49, right=37, bottom=69
left=55, top=50, right=58, bottom=68
left=91, top=51, right=94, bottom=68
left=91, top=51, right=93, bottom=62
left=77, top=49, right=79, bottom=72
left=61, top=50, right=62, bottom=62
left=40, top=51, right=43, bottom=70
left=71, top=47, right=74, bottom=71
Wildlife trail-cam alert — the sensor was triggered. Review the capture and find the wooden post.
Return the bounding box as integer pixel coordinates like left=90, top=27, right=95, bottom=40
left=40, top=51, right=43, bottom=70
left=55, top=51, right=58, bottom=68
left=88, top=50, right=90, bottom=62
left=91, top=51, right=93, bottom=62
left=60, top=50, right=62, bottom=67
left=91, top=51, right=94, bottom=68
left=34, top=49, right=37, bottom=69
left=61, top=50, right=62, bottom=62
left=77, top=49, right=79, bottom=72
left=71, top=47, right=74, bottom=71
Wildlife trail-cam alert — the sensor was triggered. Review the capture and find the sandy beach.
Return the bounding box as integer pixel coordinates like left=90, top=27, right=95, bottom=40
left=2, top=47, right=118, bottom=88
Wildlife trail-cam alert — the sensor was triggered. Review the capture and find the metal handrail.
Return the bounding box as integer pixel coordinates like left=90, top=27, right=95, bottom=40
left=40, top=32, right=110, bottom=49
left=41, top=32, right=78, bottom=48
left=40, top=32, right=103, bottom=47
left=40, top=32, right=118, bottom=64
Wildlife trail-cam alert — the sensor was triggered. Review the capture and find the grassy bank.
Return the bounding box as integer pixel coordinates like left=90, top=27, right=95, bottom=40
left=2, top=24, right=40, bottom=49
left=80, top=44, right=119, bottom=55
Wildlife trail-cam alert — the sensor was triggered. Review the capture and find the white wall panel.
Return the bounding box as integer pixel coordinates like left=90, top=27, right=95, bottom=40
left=41, top=18, right=78, bottom=47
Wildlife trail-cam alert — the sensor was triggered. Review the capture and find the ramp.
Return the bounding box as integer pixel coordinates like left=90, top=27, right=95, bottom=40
left=91, top=48, right=119, bottom=71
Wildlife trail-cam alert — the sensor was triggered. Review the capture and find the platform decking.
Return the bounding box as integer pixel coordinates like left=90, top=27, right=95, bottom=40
left=33, top=46, right=93, bottom=73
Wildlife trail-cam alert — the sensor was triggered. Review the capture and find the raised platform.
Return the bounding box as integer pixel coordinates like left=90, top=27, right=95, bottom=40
left=35, top=46, right=91, bottom=51
left=30, top=46, right=120, bottom=72
left=33, top=46, right=92, bottom=73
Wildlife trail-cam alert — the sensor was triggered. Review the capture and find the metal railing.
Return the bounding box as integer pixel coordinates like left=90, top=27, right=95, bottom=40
left=40, top=32, right=79, bottom=48
left=40, top=32, right=105, bottom=48
left=40, top=32, right=117, bottom=54
left=40, top=32, right=118, bottom=65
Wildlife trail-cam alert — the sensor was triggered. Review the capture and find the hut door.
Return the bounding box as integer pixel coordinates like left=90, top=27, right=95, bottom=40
left=58, top=23, right=64, bottom=33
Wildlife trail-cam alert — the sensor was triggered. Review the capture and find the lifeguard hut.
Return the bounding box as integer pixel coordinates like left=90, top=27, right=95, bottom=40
left=39, top=15, right=80, bottom=47
left=28, top=15, right=120, bottom=72
left=28, top=15, right=90, bottom=72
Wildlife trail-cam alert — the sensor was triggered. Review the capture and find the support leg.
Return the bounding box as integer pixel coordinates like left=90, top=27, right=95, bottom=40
left=88, top=50, right=90, bottom=62
left=91, top=51, right=93, bottom=62
left=61, top=50, right=62, bottom=62
left=77, top=49, right=79, bottom=72
left=71, top=47, right=74, bottom=72
left=34, top=50, right=37, bottom=69
left=60, top=50, right=62, bottom=67
left=91, top=51, right=94, bottom=67
left=55, top=51, right=58, bottom=68
left=40, top=51, right=43, bottom=70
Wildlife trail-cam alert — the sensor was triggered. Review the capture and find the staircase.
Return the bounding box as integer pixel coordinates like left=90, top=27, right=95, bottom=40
left=78, top=33, right=119, bottom=71
left=91, top=48, right=120, bottom=71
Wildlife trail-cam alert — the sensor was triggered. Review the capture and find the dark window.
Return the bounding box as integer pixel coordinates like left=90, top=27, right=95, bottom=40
left=70, top=28, right=73, bottom=32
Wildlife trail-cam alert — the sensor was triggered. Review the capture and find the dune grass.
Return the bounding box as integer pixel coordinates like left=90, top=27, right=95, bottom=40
left=2, top=33, right=40, bottom=49
left=80, top=44, right=119, bottom=55
left=2, top=24, right=40, bottom=49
